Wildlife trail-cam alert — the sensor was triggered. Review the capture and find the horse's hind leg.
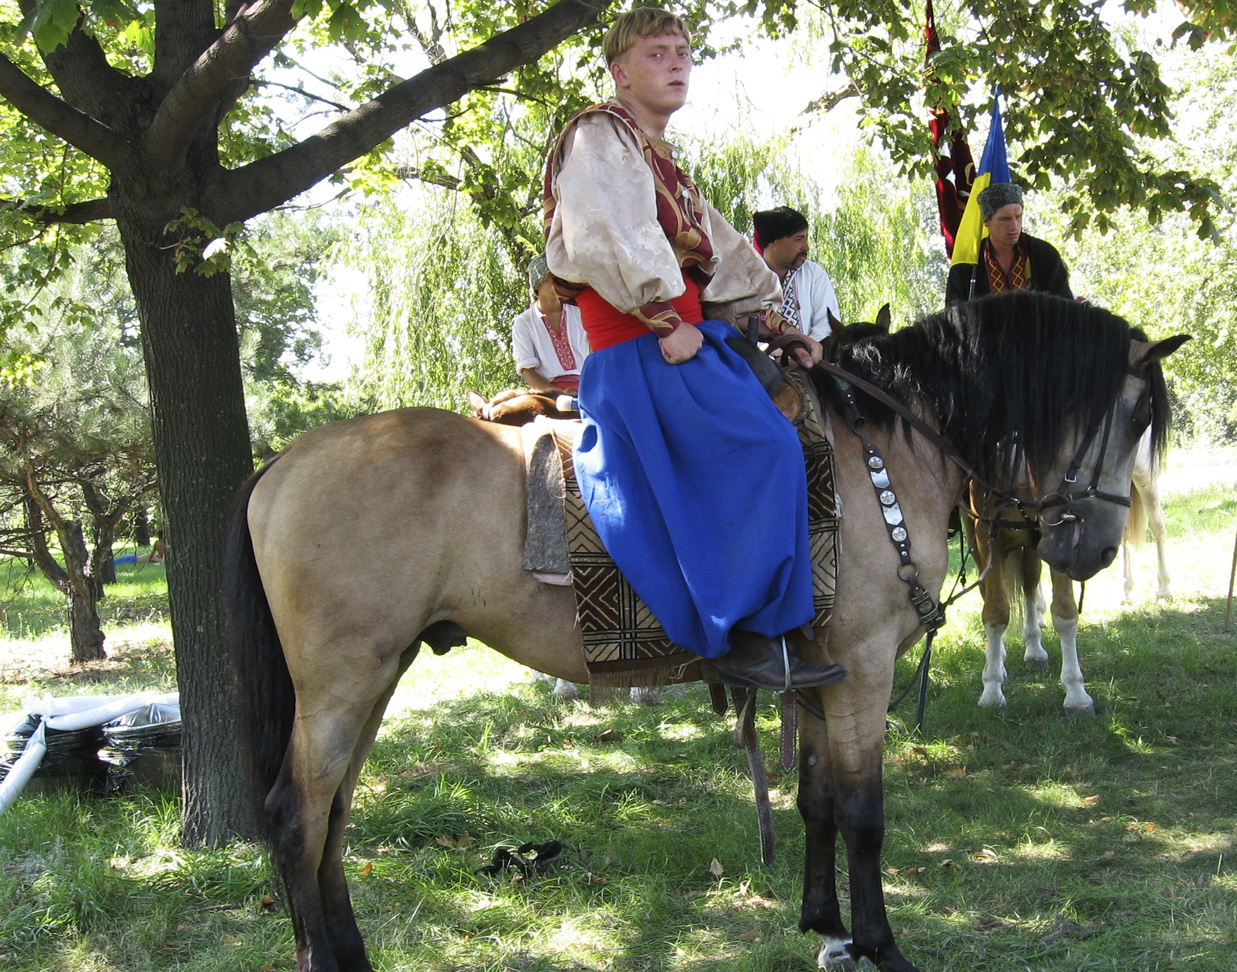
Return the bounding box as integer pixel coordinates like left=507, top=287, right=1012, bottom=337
left=1019, top=549, right=1050, bottom=672
left=269, top=669, right=407, bottom=972
left=1121, top=542, right=1136, bottom=603
left=1048, top=571, right=1093, bottom=716
left=317, top=670, right=414, bottom=971
left=1146, top=483, right=1171, bottom=599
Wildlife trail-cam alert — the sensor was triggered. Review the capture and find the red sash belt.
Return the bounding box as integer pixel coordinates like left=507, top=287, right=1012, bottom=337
left=577, top=275, right=704, bottom=351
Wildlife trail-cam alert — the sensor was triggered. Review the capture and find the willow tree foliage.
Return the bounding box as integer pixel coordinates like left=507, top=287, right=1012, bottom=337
left=342, top=189, right=528, bottom=410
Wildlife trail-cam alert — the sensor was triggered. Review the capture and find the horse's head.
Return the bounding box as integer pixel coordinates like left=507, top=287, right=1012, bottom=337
left=1030, top=332, right=1189, bottom=580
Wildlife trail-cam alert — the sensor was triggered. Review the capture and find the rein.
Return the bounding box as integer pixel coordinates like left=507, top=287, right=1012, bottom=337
left=812, top=358, right=977, bottom=483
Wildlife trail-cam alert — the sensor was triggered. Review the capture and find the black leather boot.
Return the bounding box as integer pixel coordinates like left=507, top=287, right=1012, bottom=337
left=712, top=630, right=847, bottom=692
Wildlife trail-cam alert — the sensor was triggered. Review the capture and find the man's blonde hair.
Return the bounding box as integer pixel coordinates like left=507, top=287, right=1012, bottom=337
left=603, top=6, right=691, bottom=65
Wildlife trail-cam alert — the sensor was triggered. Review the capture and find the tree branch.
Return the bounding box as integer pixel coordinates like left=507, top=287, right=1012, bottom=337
left=214, top=0, right=616, bottom=224
left=21, top=491, right=68, bottom=592
left=146, top=0, right=300, bottom=172
left=0, top=196, right=116, bottom=225
left=17, top=0, right=137, bottom=125
left=0, top=53, right=128, bottom=167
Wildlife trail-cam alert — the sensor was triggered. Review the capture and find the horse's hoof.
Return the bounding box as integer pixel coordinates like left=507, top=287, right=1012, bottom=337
left=1024, top=656, right=1050, bottom=673
left=1065, top=703, right=1096, bottom=716
left=816, top=934, right=856, bottom=964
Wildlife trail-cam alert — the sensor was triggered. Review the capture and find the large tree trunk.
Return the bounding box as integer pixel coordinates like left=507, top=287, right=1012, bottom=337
left=120, top=215, right=259, bottom=845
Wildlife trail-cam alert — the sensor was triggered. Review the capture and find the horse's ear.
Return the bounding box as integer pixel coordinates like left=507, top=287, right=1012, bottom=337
left=466, top=391, right=487, bottom=415
left=1130, top=334, right=1190, bottom=368
left=875, top=304, right=891, bottom=332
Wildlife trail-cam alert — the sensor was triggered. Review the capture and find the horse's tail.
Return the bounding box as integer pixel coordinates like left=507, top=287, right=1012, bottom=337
left=1001, top=547, right=1037, bottom=625
left=223, top=458, right=293, bottom=840
left=1124, top=478, right=1148, bottom=552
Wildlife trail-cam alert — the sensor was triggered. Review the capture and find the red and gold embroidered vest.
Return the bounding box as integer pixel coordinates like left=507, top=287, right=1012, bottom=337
left=543, top=103, right=715, bottom=347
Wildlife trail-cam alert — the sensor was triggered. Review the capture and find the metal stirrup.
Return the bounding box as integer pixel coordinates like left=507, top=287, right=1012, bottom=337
left=780, top=636, right=792, bottom=694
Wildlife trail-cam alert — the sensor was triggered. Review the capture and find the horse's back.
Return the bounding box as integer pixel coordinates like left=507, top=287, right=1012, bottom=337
left=251, top=407, right=522, bottom=542
left=248, top=409, right=523, bottom=645
left=246, top=407, right=585, bottom=681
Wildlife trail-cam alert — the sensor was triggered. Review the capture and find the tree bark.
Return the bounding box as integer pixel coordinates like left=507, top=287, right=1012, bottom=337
left=120, top=212, right=259, bottom=845
left=63, top=520, right=106, bottom=664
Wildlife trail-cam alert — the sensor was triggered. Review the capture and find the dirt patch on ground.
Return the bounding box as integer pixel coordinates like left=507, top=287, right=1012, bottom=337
left=0, top=635, right=175, bottom=687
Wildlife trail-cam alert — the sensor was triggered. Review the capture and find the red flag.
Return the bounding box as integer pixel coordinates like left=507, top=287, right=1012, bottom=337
left=925, top=0, right=975, bottom=257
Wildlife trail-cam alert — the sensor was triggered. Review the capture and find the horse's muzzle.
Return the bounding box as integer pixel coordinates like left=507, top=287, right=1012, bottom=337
left=1038, top=510, right=1122, bottom=581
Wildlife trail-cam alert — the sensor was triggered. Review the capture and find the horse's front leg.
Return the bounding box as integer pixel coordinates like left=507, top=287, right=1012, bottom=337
left=796, top=694, right=850, bottom=967
left=817, top=677, right=922, bottom=972
left=1048, top=571, right=1093, bottom=716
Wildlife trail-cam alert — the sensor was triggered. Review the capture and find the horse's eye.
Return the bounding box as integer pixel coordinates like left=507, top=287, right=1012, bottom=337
left=1131, top=395, right=1151, bottom=431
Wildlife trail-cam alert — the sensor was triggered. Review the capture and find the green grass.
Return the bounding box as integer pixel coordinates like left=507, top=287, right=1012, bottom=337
left=0, top=476, right=1234, bottom=971
left=0, top=560, right=174, bottom=708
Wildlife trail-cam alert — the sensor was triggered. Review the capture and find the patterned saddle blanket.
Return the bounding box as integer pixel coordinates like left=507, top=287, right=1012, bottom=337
left=520, top=371, right=839, bottom=686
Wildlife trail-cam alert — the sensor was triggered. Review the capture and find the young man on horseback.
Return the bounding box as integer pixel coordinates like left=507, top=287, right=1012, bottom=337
left=542, top=7, right=845, bottom=692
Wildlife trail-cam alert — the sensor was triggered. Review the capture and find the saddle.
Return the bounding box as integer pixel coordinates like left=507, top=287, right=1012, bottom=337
left=517, top=369, right=839, bottom=690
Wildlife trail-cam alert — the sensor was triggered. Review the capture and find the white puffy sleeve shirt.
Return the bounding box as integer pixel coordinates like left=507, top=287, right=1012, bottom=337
left=545, top=111, right=780, bottom=327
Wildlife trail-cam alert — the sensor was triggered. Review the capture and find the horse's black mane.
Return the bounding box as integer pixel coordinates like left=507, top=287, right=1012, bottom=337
left=814, top=291, right=1171, bottom=483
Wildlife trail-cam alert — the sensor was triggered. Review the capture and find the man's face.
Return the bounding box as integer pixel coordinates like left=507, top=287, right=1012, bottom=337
left=762, top=229, right=810, bottom=274
left=984, top=203, right=1023, bottom=249
left=611, top=32, right=692, bottom=118
left=535, top=277, right=561, bottom=312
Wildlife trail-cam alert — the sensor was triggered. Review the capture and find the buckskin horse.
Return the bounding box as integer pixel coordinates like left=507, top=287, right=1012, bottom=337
left=225, top=291, right=1186, bottom=972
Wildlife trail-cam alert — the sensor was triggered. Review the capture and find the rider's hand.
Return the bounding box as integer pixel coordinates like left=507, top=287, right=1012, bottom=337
left=659, top=324, right=703, bottom=364
left=786, top=330, right=823, bottom=368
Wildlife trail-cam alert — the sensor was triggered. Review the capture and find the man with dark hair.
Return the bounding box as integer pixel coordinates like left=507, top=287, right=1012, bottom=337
left=541, top=7, right=843, bottom=692
left=945, top=182, right=1072, bottom=305
left=753, top=206, right=840, bottom=340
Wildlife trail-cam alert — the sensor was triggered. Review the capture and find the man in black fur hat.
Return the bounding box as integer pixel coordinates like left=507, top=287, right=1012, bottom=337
left=945, top=182, right=1072, bottom=305
left=752, top=206, right=840, bottom=340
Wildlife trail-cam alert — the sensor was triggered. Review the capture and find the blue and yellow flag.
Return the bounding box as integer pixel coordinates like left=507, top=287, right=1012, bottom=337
left=950, top=90, right=1010, bottom=267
